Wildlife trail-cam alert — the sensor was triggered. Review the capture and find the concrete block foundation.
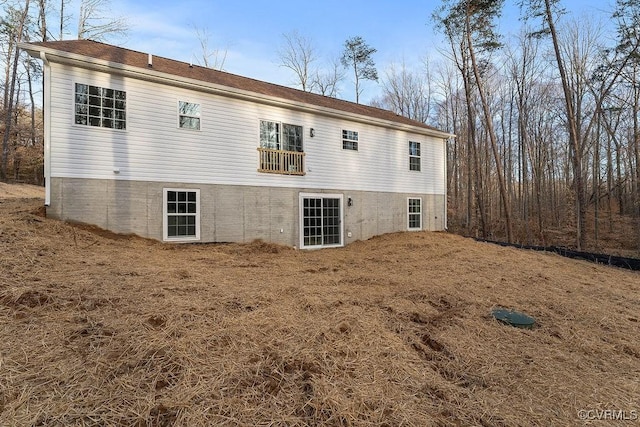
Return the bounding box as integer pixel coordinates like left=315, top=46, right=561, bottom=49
left=47, top=178, right=446, bottom=247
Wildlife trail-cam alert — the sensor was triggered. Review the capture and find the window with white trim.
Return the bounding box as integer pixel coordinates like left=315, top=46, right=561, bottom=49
left=258, top=120, right=305, bottom=175
left=74, top=83, right=126, bottom=129
left=342, top=130, right=358, bottom=150
left=300, top=193, right=343, bottom=249
left=260, top=120, right=303, bottom=152
left=409, top=141, right=421, bottom=171
left=163, top=189, right=200, bottom=241
left=408, top=198, right=422, bottom=230
left=178, top=101, right=201, bottom=130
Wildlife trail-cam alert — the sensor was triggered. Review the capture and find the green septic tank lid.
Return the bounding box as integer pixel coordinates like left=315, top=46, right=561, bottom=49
left=491, top=308, right=536, bottom=329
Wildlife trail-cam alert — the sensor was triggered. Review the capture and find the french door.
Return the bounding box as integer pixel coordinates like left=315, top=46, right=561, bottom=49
left=300, top=194, right=343, bottom=249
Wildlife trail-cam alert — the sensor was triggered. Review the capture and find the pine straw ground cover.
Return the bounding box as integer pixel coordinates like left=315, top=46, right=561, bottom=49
left=1, top=197, right=639, bottom=427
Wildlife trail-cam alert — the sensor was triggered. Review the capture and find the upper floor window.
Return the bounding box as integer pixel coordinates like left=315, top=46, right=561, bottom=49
left=258, top=120, right=305, bottom=175
left=259, top=120, right=303, bottom=152
left=178, top=101, right=201, bottom=130
left=409, top=141, right=421, bottom=171
left=342, top=130, right=358, bottom=150
left=75, top=83, right=126, bottom=130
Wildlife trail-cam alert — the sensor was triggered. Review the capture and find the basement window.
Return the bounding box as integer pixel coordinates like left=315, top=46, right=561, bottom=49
left=163, top=189, right=200, bottom=241
left=408, top=198, right=422, bottom=230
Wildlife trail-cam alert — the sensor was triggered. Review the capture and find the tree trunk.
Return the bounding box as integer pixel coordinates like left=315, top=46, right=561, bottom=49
left=594, top=113, right=601, bottom=249
left=633, top=68, right=640, bottom=249
left=1, top=0, right=31, bottom=181
left=543, top=0, right=585, bottom=249
left=464, top=8, right=513, bottom=242
left=460, top=64, right=487, bottom=237
left=60, top=0, right=65, bottom=39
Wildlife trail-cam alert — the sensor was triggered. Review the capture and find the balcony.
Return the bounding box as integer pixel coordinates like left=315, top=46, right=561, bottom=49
left=257, top=147, right=305, bottom=176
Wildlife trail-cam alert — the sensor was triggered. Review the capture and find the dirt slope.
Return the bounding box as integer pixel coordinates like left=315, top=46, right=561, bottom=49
left=1, top=197, right=639, bottom=426
left=0, top=182, right=44, bottom=199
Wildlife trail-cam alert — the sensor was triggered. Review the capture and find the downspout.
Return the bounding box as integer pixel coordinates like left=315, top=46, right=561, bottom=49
left=40, top=51, right=51, bottom=206
left=443, top=137, right=448, bottom=230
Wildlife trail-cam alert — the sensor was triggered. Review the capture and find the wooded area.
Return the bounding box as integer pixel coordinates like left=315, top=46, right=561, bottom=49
left=383, top=0, right=640, bottom=252
left=0, top=0, right=125, bottom=185
left=1, top=0, right=638, bottom=252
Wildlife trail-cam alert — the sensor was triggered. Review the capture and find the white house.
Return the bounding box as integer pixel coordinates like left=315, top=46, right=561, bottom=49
left=21, top=40, right=451, bottom=249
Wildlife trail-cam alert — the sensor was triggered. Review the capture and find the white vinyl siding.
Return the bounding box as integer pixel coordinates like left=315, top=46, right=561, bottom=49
left=48, top=63, right=445, bottom=195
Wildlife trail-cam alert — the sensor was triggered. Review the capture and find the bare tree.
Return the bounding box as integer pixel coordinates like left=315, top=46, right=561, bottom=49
left=434, top=0, right=511, bottom=240
left=193, top=26, right=227, bottom=70
left=375, top=60, right=433, bottom=123
left=58, top=0, right=73, bottom=40
left=34, top=0, right=47, bottom=40
left=505, top=30, right=549, bottom=242
left=278, top=30, right=317, bottom=91
left=1, top=0, right=31, bottom=180
left=311, top=58, right=344, bottom=97
left=520, top=0, right=588, bottom=249
left=434, top=62, right=465, bottom=220
left=77, top=0, right=127, bottom=41
left=460, top=0, right=513, bottom=242
left=611, top=0, right=640, bottom=249
left=433, top=6, right=487, bottom=236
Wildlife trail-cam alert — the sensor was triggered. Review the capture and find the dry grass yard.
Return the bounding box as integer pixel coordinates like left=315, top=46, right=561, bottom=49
left=1, top=188, right=639, bottom=426
left=0, top=182, right=44, bottom=199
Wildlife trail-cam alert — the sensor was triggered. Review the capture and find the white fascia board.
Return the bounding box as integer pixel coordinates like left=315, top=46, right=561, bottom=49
left=20, top=42, right=455, bottom=140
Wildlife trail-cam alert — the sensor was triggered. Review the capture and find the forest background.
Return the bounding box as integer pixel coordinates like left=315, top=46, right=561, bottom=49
left=1, top=0, right=638, bottom=256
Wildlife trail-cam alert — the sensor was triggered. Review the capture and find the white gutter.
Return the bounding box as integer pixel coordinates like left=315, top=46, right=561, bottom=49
left=40, top=51, right=51, bottom=206
left=20, top=42, right=455, bottom=140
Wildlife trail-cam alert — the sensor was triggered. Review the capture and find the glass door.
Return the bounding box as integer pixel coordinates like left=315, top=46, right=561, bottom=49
left=300, top=194, right=343, bottom=248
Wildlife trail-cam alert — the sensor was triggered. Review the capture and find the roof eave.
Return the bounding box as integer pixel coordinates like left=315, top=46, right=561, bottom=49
left=20, top=42, right=455, bottom=139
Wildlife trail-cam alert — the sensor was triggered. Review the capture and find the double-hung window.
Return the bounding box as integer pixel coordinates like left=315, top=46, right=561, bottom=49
left=342, top=130, right=358, bottom=151
left=409, top=141, right=421, bottom=171
left=163, top=189, right=200, bottom=241
left=408, top=198, right=422, bottom=230
left=178, top=101, right=201, bottom=130
left=75, top=83, right=126, bottom=129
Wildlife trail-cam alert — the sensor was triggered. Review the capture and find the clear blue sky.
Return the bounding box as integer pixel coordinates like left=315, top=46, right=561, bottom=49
left=102, top=0, right=614, bottom=103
